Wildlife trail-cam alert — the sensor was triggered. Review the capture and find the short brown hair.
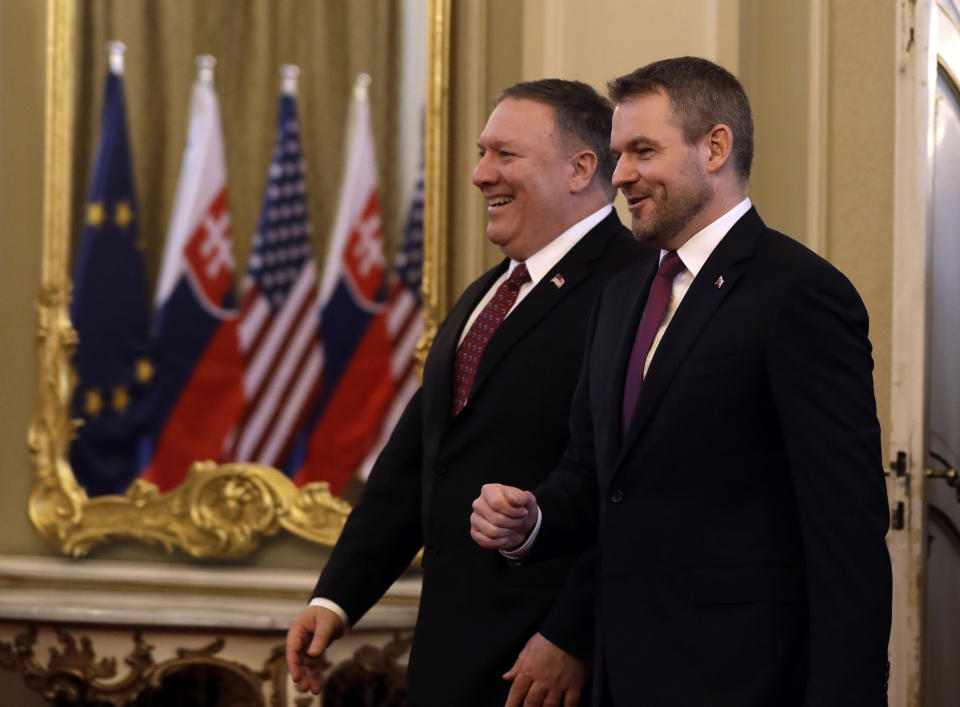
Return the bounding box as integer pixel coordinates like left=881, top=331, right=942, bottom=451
left=496, top=79, right=617, bottom=197
left=608, top=57, right=754, bottom=180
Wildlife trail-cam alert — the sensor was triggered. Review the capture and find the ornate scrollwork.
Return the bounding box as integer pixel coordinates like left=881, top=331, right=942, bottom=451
left=0, top=626, right=291, bottom=707
left=29, top=0, right=450, bottom=558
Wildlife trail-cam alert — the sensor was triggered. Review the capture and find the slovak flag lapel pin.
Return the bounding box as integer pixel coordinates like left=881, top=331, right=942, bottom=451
left=550, top=273, right=565, bottom=289
left=714, top=275, right=725, bottom=289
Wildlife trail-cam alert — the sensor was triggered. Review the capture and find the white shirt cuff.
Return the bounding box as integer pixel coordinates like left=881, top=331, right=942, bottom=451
left=308, top=597, right=350, bottom=631
left=500, top=505, right=542, bottom=559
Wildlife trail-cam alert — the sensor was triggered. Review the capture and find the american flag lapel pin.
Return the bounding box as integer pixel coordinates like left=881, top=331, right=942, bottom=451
left=714, top=275, right=725, bottom=289
left=550, top=273, right=565, bottom=289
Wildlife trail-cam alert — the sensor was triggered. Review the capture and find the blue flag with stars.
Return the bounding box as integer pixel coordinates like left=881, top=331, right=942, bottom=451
left=69, top=67, right=153, bottom=496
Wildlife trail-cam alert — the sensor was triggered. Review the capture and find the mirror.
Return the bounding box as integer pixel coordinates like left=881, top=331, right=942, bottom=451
left=29, top=0, right=450, bottom=558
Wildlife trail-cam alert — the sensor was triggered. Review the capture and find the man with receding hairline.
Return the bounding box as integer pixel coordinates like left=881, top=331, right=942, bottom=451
left=472, top=57, right=892, bottom=706
left=287, top=78, right=649, bottom=706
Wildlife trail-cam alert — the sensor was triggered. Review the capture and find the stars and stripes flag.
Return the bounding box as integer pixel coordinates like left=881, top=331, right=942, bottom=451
left=69, top=46, right=153, bottom=497
left=289, top=75, right=397, bottom=495
left=357, top=138, right=425, bottom=481
left=139, top=57, right=245, bottom=492
left=225, top=73, right=323, bottom=469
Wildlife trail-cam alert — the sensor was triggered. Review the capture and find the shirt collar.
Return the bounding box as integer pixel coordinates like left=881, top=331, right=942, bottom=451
left=507, top=204, right=613, bottom=285
left=665, top=197, right=752, bottom=277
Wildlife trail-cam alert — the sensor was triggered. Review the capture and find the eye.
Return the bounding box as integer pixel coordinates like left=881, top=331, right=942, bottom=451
left=635, top=147, right=655, bottom=158
left=499, top=150, right=515, bottom=158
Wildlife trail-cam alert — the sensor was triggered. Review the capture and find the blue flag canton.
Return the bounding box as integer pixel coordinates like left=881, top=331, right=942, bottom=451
left=395, top=168, right=424, bottom=305
left=248, top=95, right=314, bottom=312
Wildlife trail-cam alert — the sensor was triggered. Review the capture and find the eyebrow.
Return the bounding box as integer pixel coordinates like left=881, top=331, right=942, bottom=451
left=620, top=136, right=662, bottom=151
left=477, top=139, right=520, bottom=151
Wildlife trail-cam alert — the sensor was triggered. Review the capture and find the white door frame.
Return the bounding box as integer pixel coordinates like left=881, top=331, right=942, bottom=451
left=888, top=1, right=955, bottom=705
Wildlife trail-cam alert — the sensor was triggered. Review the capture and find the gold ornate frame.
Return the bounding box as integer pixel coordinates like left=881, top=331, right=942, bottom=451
left=28, top=0, right=451, bottom=558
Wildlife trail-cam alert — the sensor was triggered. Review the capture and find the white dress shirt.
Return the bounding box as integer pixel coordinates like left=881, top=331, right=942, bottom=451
left=502, top=197, right=753, bottom=558
left=311, top=203, right=614, bottom=628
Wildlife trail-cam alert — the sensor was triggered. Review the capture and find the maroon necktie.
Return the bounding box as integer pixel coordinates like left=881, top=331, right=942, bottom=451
left=451, top=263, right=532, bottom=416
left=621, top=251, right=685, bottom=432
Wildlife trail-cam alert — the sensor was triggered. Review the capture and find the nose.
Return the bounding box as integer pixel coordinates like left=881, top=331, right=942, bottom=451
left=611, top=154, right=635, bottom=189
left=472, top=152, right=496, bottom=188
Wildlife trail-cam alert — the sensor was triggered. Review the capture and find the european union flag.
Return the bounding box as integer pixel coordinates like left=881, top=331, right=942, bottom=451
left=69, top=64, right=153, bottom=497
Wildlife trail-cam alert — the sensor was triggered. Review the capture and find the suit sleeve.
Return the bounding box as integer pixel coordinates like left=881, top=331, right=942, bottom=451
left=529, top=287, right=608, bottom=658
left=766, top=264, right=892, bottom=705
left=311, top=388, right=425, bottom=624
left=532, top=283, right=606, bottom=559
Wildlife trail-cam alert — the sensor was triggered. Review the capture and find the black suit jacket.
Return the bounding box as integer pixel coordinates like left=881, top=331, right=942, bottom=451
left=312, top=211, right=649, bottom=706
left=534, top=208, right=892, bottom=706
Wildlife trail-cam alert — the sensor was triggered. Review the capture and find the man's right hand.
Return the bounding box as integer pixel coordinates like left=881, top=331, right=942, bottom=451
left=285, top=605, right=345, bottom=695
left=470, top=483, right=539, bottom=551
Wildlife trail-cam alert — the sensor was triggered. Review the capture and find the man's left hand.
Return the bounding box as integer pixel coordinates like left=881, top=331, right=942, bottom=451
left=503, top=632, right=588, bottom=707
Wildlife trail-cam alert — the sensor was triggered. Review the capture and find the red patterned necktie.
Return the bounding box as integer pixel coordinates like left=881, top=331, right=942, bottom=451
left=451, top=262, right=532, bottom=415
left=621, top=251, right=685, bottom=432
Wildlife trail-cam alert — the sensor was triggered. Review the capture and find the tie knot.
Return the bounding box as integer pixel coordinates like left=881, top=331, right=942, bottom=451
left=657, top=251, right=685, bottom=280
left=507, top=262, right=531, bottom=288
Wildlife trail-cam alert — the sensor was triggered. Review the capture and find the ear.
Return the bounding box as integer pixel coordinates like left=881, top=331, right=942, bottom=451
left=703, top=123, right=734, bottom=175
left=568, top=150, right=598, bottom=193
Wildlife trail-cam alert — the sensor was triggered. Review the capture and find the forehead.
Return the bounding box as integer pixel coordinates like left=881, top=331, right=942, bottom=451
left=611, top=91, right=682, bottom=143
left=478, top=97, right=558, bottom=148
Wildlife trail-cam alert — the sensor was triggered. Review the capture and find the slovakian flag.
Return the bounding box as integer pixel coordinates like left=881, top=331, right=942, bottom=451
left=139, top=56, right=245, bottom=492
left=289, top=75, right=395, bottom=494
left=357, top=125, right=425, bottom=482
left=225, top=66, right=323, bottom=469
left=69, top=44, right=153, bottom=497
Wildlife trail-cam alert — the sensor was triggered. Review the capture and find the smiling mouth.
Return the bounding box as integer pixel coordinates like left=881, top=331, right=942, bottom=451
left=486, top=196, right=514, bottom=208
left=626, top=195, right=650, bottom=209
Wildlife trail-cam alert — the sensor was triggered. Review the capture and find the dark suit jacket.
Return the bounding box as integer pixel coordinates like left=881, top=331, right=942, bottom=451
left=312, top=211, right=649, bottom=706
left=534, top=208, right=892, bottom=706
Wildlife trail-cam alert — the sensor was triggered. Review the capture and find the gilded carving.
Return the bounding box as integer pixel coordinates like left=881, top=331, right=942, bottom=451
left=28, top=0, right=452, bottom=558
left=0, top=626, right=289, bottom=706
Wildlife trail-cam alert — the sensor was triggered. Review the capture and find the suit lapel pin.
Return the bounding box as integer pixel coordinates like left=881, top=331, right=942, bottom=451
left=714, top=275, right=725, bottom=289
left=550, top=274, right=565, bottom=289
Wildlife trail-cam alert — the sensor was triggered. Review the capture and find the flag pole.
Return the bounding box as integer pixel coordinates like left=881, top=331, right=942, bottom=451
left=106, top=40, right=126, bottom=75
left=280, top=64, right=300, bottom=96
left=195, top=54, right=216, bottom=84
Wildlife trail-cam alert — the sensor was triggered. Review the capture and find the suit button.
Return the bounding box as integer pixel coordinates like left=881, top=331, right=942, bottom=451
left=427, top=541, right=440, bottom=556
left=436, top=467, right=447, bottom=477
left=609, top=489, right=624, bottom=503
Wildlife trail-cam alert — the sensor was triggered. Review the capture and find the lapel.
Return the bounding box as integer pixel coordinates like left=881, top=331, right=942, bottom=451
left=457, top=213, right=620, bottom=420
left=616, top=208, right=765, bottom=469
left=420, top=261, right=507, bottom=435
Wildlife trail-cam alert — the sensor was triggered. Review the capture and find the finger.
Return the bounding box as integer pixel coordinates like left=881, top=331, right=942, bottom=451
left=503, top=652, right=523, bottom=681
left=505, top=674, right=534, bottom=707
left=471, top=526, right=521, bottom=550
left=471, top=511, right=527, bottom=538
left=480, top=485, right=531, bottom=518
left=563, top=687, right=582, bottom=707
left=542, top=690, right=563, bottom=707
left=285, top=623, right=310, bottom=682
left=523, top=682, right=549, bottom=707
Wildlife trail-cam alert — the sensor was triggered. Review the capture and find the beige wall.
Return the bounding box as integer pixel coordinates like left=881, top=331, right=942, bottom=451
left=0, top=0, right=899, bottom=566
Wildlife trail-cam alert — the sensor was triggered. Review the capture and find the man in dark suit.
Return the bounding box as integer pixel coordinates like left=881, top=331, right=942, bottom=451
left=471, top=57, right=892, bottom=706
left=286, top=79, right=649, bottom=706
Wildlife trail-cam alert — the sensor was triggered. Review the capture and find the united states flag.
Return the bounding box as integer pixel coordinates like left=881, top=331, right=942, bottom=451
left=227, top=84, right=322, bottom=468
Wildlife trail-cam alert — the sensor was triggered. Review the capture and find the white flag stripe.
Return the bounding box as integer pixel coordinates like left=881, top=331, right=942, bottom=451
left=387, top=287, right=416, bottom=337
left=235, top=297, right=320, bottom=461
left=391, top=316, right=423, bottom=379
left=238, top=291, right=271, bottom=350
left=243, top=260, right=316, bottom=393
left=357, top=372, right=421, bottom=482
left=319, top=84, right=378, bottom=307
left=156, top=79, right=228, bottom=307
left=256, top=347, right=323, bottom=464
